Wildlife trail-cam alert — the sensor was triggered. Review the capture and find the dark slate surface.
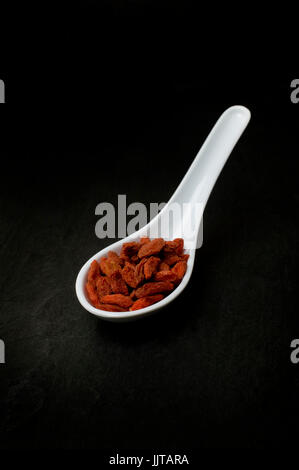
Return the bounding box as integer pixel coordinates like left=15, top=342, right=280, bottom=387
left=0, top=6, right=298, bottom=450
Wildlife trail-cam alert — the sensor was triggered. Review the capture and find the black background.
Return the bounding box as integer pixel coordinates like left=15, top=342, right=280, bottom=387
left=0, top=2, right=299, bottom=452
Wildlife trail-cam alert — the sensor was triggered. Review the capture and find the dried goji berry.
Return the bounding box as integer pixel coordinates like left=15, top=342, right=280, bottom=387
left=99, top=257, right=119, bottom=276
left=120, top=241, right=141, bottom=260
left=86, top=281, right=99, bottom=306
left=163, top=238, right=183, bottom=254
left=154, top=270, right=178, bottom=282
left=108, top=250, right=123, bottom=267
left=172, top=260, right=187, bottom=280
left=98, top=303, right=127, bottom=312
left=100, top=294, right=133, bottom=308
left=121, top=262, right=138, bottom=288
left=135, top=281, right=174, bottom=298
left=96, top=276, right=111, bottom=299
left=138, top=238, right=165, bottom=258
left=173, top=238, right=184, bottom=255
left=130, top=294, right=164, bottom=311
left=162, top=253, right=181, bottom=266
left=143, top=256, right=160, bottom=280
left=159, top=261, right=170, bottom=271
left=87, top=260, right=100, bottom=282
left=135, top=258, right=147, bottom=285
left=109, top=270, right=129, bottom=295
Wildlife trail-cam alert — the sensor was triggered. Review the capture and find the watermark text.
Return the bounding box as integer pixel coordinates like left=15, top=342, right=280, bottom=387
left=290, top=79, right=299, bottom=103
left=0, top=79, right=5, bottom=103
left=95, top=195, right=203, bottom=249
left=290, top=339, right=299, bottom=364
left=0, top=339, right=5, bottom=363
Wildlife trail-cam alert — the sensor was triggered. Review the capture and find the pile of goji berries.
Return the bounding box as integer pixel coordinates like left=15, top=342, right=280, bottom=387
left=86, top=237, right=189, bottom=312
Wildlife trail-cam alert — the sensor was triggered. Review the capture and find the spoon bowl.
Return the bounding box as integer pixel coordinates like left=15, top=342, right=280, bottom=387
left=76, top=237, right=196, bottom=321
left=76, top=105, right=251, bottom=321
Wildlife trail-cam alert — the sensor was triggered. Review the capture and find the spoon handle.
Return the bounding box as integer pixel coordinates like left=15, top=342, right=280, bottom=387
left=170, top=105, right=251, bottom=209
left=153, top=106, right=251, bottom=244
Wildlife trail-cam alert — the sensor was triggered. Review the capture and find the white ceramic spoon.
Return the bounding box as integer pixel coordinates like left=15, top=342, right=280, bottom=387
left=76, top=105, right=251, bottom=321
